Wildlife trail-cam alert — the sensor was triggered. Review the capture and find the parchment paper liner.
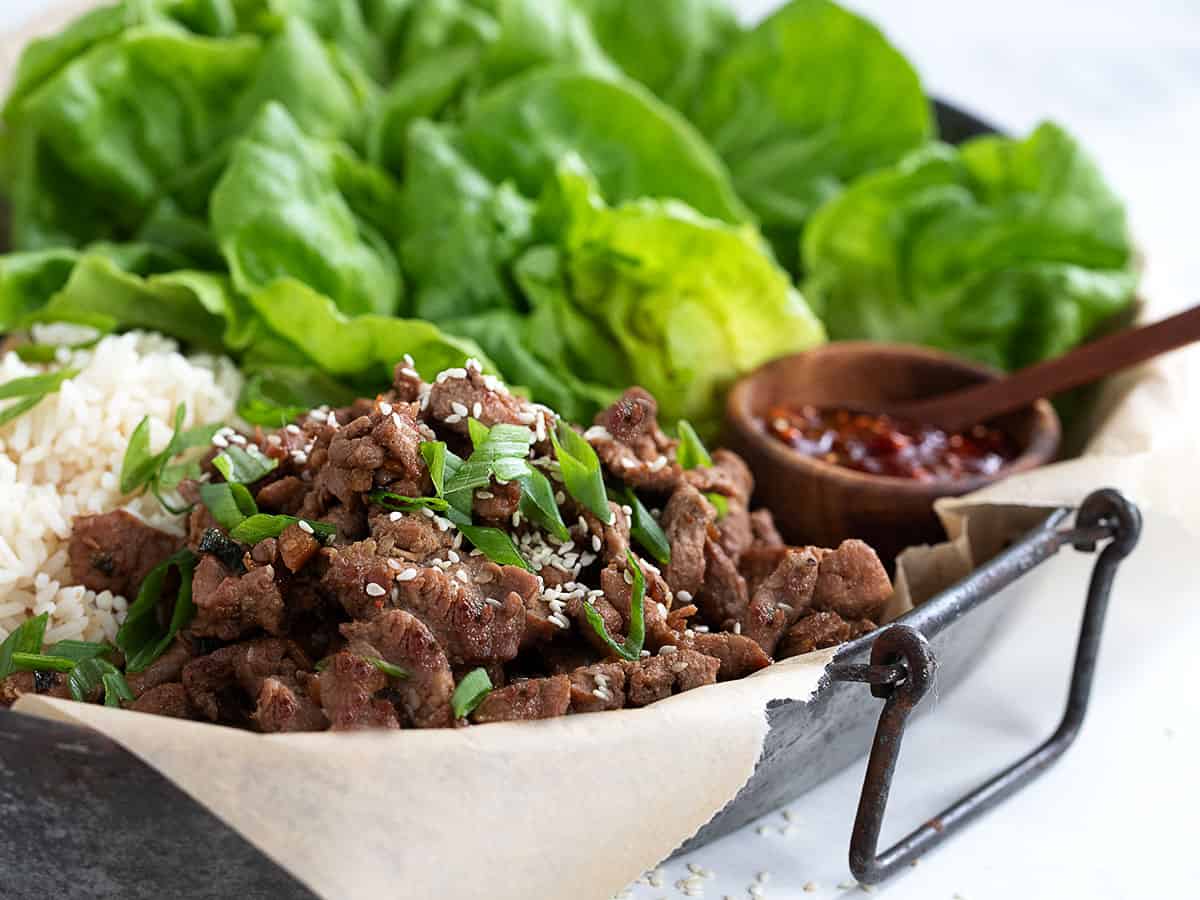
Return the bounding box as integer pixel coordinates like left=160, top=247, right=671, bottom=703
left=6, top=5, right=1200, bottom=898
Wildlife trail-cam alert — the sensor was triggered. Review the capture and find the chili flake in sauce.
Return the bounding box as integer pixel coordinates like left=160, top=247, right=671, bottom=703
left=763, top=405, right=1018, bottom=482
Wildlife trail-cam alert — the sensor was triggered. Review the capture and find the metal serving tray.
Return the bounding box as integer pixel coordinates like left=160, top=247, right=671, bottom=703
left=0, top=104, right=1143, bottom=896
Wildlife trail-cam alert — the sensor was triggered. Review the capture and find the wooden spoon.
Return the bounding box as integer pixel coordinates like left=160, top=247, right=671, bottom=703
left=891, top=304, right=1200, bottom=432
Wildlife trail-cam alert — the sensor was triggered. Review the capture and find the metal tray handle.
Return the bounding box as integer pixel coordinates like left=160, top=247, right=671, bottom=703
left=828, top=488, right=1142, bottom=884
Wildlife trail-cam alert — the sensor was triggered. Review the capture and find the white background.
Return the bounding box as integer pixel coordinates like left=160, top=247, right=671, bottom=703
left=1, top=3, right=1198, bottom=899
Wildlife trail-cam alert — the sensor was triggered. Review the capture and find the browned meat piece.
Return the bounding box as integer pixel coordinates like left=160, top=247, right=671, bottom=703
left=567, top=662, right=626, bottom=713
left=590, top=388, right=682, bottom=493
left=778, top=611, right=877, bottom=659
left=694, top=539, right=749, bottom=628
left=126, top=638, right=192, bottom=697
left=581, top=500, right=630, bottom=563
left=277, top=523, right=320, bottom=573
left=683, top=449, right=754, bottom=502
left=316, top=651, right=399, bottom=730
left=425, top=366, right=539, bottom=437
left=321, top=540, right=396, bottom=619
left=750, top=509, right=784, bottom=547
left=595, top=559, right=676, bottom=653
left=471, top=674, right=572, bottom=723
left=567, top=591, right=624, bottom=656
left=394, top=565, right=525, bottom=665
left=310, top=404, right=429, bottom=509
left=473, top=478, right=521, bottom=525
left=739, top=545, right=790, bottom=596
left=741, top=548, right=820, bottom=656
left=621, top=648, right=720, bottom=707
left=342, top=611, right=455, bottom=728
left=661, top=485, right=715, bottom=597
left=254, top=674, right=329, bottom=732
left=182, top=638, right=303, bottom=725
left=0, top=670, right=72, bottom=706
left=255, top=475, right=308, bottom=514
left=190, top=556, right=285, bottom=640
left=368, top=510, right=454, bottom=560
left=68, top=510, right=181, bottom=597
left=681, top=632, right=771, bottom=680
left=249, top=538, right=277, bottom=567
left=715, top=504, right=754, bottom=563
left=390, top=361, right=424, bottom=402
left=129, top=683, right=193, bottom=719
left=813, top=540, right=893, bottom=622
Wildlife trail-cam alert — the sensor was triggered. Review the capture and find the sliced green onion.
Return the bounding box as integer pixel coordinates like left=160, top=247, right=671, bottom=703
left=580, top=551, right=646, bottom=661
left=44, top=640, right=112, bottom=663
left=0, top=612, right=49, bottom=679
left=119, top=415, right=158, bottom=494
left=365, top=657, right=409, bottom=680
left=367, top=490, right=448, bottom=513
left=199, top=481, right=259, bottom=531
left=116, top=549, right=197, bottom=674
left=229, top=514, right=335, bottom=544
left=420, top=441, right=449, bottom=495
left=705, top=491, right=729, bottom=520
left=102, top=669, right=135, bottom=707
left=10, top=652, right=76, bottom=673
left=213, top=443, right=278, bottom=484
left=676, top=420, right=713, bottom=469
left=467, top=416, right=491, bottom=449
left=119, top=404, right=220, bottom=511
left=0, top=367, right=79, bottom=401
left=551, top=421, right=612, bottom=524
left=620, top=487, right=671, bottom=566
left=452, top=667, right=493, bottom=719
left=517, top=468, right=569, bottom=541
left=458, top=525, right=532, bottom=571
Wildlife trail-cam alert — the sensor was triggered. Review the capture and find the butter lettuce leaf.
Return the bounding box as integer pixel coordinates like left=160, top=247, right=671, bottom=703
left=210, top=102, right=404, bottom=316
left=690, top=0, right=932, bottom=260
left=549, top=156, right=824, bottom=435
left=803, top=123, right=1137, bottom=369
left=459, top=68, right=749, bottom=224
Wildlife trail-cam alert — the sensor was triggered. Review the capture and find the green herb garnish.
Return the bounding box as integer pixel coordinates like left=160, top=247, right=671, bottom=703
left=420, top=440, right=450, bottom=495
left=69, top=656, right=134, bottom=707
left=551, top=421, right=612, bottom=525
left=0, top=613, right=48, bottom=679
left=619, top=487, right=671, bottom=567
left=120, top=404, right=221, bottom=513
left=421, top=441, right=472, bottom=524
left=676, top=419, right=713, bottom=469
left=10, top=652, right=76, bottom=673
left=367, top=490, right=449, bottom=513
left=213, top=443, right=278, bottom=484
left=445, top=422, right=534, bottom=498
left=365, top=657, right=409, bottom=680
left=0, top=368, right=80, bottom=427
left=467, top=416, right=491, bottom=449
left=581, top=551, right=647, bottom=661
left=452, top=667, right=494, bottom=719
left=229, top=514, right=336, bottom=544
left=517, top=467, right=570, bottom=541
left=116, top=549, right=197, bottom=673
left=457, top=525, right=532, bottom=571
left=198, top=481, right=259, bottom=531
left=44, top=640, right=112, bottom=663
left=706, top=492, right=729, bottom=520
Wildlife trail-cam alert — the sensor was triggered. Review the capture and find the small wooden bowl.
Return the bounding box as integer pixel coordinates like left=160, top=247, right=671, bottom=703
left=724, top=342, right=1061, bottom=563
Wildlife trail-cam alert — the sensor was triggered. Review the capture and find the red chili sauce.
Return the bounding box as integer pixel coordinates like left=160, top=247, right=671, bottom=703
left=763, top=405, right=1019, bottom=482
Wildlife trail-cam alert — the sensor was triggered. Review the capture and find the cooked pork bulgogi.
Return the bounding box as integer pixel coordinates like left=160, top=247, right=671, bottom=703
left=2, top=360, right=892, bottom=731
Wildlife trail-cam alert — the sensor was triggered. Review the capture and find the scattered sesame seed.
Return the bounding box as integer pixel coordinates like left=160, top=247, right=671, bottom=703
left=656, top=602, right=668, bottom=618
left=297, top=520, right=314, bottom=535
left=749, top=885, right=765, bottom=898
left=444, top=414, right=462, bottom=424
left=397, top=569, right=418, bottom=582
left=389, top=511, right=403, bottom=522
left=400, top=367, right=419, bottom=379
left=465, top=357, right=482, bottom=372
left=623, top=570, right=633, bottom=585
left=451, top=401, right=469, bottom=417
left=365, top=582, right=386, bottom=597
left=455, top=569, right=470, bottom=584
left=484, top=597, right=503, bottom=608
left=379, top=401, right=393, bottom=416
left=591, top=534, right=602, bottom=552
left=403, top=354, right=415, bottom=366
left=733, top=622, right=742, bottom=635
left=676, top=590, right=693, bottom=604
left=472, top=401, right=482, bottom=418
left=621, top=505, right=633, bottom=516
left=554, top=490, right=566, bottom=505
left=286, top=424, right=301, bottom=434
left=229, top=433, right=247, bottom=446
left=659, top=645, right=677, bottom=655
left=212, top=433, right=229, bottom=448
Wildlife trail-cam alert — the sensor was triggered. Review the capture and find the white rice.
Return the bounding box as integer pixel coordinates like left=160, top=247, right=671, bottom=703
left=0, top=330, right=243, bottom=644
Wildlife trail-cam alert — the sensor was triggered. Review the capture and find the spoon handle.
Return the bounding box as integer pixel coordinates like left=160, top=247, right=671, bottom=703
left=893, top=304, right=1200, bottom=432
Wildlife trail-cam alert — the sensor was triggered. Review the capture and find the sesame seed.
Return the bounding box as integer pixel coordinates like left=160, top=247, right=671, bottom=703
left=444, top=414, right=462, bottom=424
left=285, top=424, right=301, bottom=434
left=455, top=569, right=470, bottom=584
left=623, top=570, right=633, bottom=585
left=266, top=434, right=282, bottom=446
left=379, top=401, right=392, bottom=416
left=484, top=597, right=503, bottom=608
left=676, top=590, right=693, bottom=604
left=749, top=885, right=765, bottom=898
left=389, top=511, right=403, bottom=522
left=400, top=367, right=419, bottom=379
left=837, top=882, right=859, bottom=891
left=591, top=534, right=602, bottom=552
left=212, top=434, right=229, bottom=448
left=640, top=650, right=651, bottom=658
left=733, top=622, right=742, bottom=635
left=386, top=559, right=403, bottom=571
left=554, top=491, right=566, bottom=505
left=477, top=491, right=494, bottom=500
left=659, top=645, right=677, bottom=655
left=365, top=582, right=386, bottom=597
left=621, top=505, right=632, bottom=516
left=420, top=507, right=435, bottom=518
left=670, top=661, right=689, bottom=673
left=297, top=520, right=314, bottom=534
left=451, top=401, right=469, bottom=417
left=447, top=550, right=460, bottom=563
left=403, top=354, right=415, bottom=366
left=472, top=401, right=482, bottom=418
left=397, top=569, right=418, bottom=582
left=229, top=433, right=247, bottom=446
left=465, top=357, right=482, bottom=372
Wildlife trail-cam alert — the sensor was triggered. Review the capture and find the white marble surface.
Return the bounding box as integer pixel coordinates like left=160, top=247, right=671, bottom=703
left=1, top=3, right=1197, bottom=900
